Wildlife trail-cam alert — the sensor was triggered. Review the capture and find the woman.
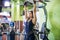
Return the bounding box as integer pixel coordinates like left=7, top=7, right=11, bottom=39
left=24, top=0, right=37, bottom=40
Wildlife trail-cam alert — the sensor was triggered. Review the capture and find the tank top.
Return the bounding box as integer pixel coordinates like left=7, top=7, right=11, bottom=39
left=25, top=20, right=34, bottom=33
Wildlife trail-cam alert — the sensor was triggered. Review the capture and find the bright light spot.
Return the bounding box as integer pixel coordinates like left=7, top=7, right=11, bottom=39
left=4, top=1, right=10, bottom=7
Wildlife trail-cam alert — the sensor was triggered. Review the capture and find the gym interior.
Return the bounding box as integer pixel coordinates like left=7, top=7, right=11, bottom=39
left=0, top=0, right=60, bottom=40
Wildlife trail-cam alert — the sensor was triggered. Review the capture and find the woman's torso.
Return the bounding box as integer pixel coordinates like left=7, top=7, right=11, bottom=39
left=25, top=19, right=34, bottom=33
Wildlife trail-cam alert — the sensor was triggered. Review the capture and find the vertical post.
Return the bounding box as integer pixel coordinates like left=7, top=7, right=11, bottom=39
left=11, top=1, right=15, bottom=21
left=15, top=0, right=20, bottom=40
left=16, top=0, right=20, bottom=21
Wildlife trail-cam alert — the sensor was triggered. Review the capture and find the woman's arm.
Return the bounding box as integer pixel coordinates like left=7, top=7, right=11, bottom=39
left=32, top=0, right=37, bottom=25
left=24, top=4, right=28, bottom=20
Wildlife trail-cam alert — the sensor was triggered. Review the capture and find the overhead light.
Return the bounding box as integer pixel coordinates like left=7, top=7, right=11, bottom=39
left=4, top=1, right=10, bottom=7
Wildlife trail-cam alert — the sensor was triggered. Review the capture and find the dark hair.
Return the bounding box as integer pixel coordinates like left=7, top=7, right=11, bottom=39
left=29, top=11, right=33, bottom=18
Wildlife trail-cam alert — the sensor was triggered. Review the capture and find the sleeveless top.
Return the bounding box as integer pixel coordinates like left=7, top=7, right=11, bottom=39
left=25, top=20, right=34, bottom=33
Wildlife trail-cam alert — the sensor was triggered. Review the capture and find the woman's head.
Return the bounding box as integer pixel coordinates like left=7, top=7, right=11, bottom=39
left=28, top=11, right=33, bottom=18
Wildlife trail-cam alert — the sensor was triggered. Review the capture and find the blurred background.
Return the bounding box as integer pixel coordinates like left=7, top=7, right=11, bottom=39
left=0, top=0, right=60, bottom=40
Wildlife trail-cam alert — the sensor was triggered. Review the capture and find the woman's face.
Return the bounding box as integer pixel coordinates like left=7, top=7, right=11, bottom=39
left=29, top=12, right=33, bottom=18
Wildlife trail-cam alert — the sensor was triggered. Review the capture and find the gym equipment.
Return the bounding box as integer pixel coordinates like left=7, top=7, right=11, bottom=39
left=20, top=0, right=47, bottom=16
left=20, top=29, right=44, bottom=40
left=21, top=0, right=47, bottom=7
left=0, top=6, right=2, bottom=12
left=33, top=0, right=50, bottom=2
left=20, top=1, right=31, bottom=6
left=20, top=0, right=50, bottom=40
left=0, top=0, right=2, bottom=6
left=24, top=1, right=32, bottom=6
